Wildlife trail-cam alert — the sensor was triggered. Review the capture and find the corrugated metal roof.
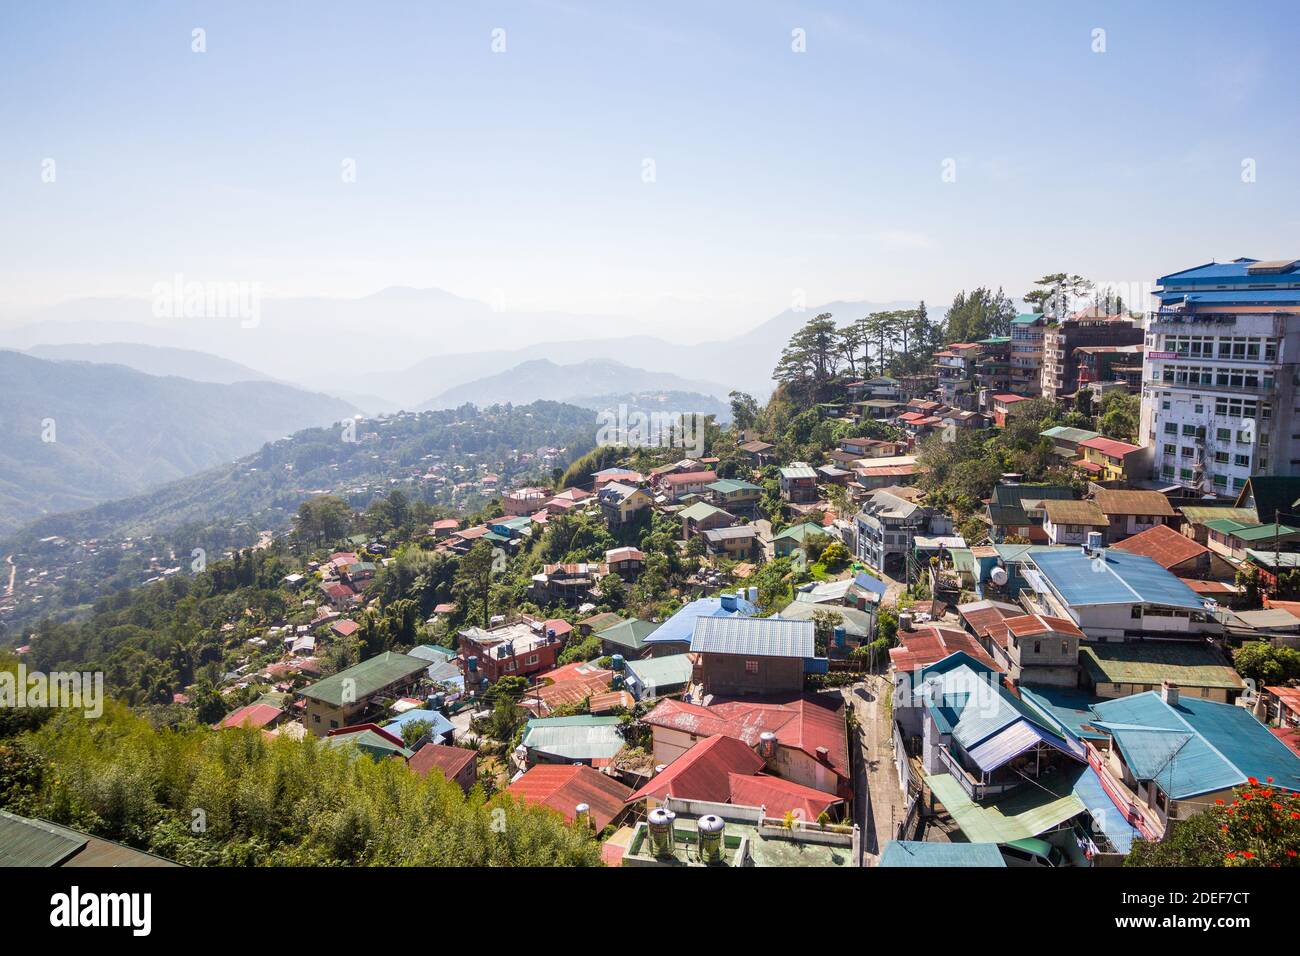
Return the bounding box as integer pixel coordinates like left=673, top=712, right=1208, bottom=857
left=624, top=653, right=694, bottom=694
left=967, top=720, right=1082, bottom=773
left=299, top=651, right=429, bottom=705
left=1090, top=692, right=1300, bottom=798
left=1030, top=549, right=1207, bottom=611
left=879, top=840, right=1006, bottom=867
left=0, top=812, right=85, bottom=866
left=690, top=615, right=814, bottom=658
left=925, top=769, right=1087, bottom=843
left=522, top=715, right=625, bottom=762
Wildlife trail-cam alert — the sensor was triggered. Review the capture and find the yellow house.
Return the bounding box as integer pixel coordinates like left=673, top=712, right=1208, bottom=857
left=1074, top=435, right=1142, bottom=482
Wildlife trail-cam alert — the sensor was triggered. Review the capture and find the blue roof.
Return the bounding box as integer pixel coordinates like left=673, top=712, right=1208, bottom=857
left=1091, top=692, right=1300, bottom=799
left=1019, top=686, right=1109, bottom=741
left=1072, top=766, right=1140, bottom=854
left=879, top=841, right=1005, bottom=867
left=854, top=572, right=887, bottom=597
left=382, top=708, right=454, bottom=743
left=1155, top=258, right=1300, bottom=304
left=916, top=664, right=1086, bottom=767
left=644, top=595, right=758, bottom=645
left=1029, top=549, right=1207, bottom=612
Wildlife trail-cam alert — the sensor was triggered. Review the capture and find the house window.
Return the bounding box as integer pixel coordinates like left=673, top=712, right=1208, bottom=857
left=526, top=654, right=539, bottom=666
left=744, top=660, right=759, bottom=674
left=312, top=714, right=320, bottom=723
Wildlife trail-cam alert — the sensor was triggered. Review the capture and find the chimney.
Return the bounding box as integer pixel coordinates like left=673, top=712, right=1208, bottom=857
left=1161, top=681, right=1180, bottom=707
left=816, top=746, right=830, bottom=764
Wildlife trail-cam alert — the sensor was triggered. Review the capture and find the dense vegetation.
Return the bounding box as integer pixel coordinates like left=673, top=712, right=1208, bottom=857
left=1125, top=779, right=1300, bottom=867
left=0, top=697, right=601, bottom=866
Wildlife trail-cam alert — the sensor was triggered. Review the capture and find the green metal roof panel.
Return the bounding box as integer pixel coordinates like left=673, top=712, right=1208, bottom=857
left=678, top=501, right=730, bottom=522
left=706, top=478, right=762, bottom=494
left=624, top=653, right=694, bottom=690
left=300, top=651, right=429, bottom=706
left=925, top=768, right=1087, bottom=843
left=595, top=618, right=659, bottom=650
left=0, top=812, right=86, bottom=867
left=522, top=715, right=625, bottom=761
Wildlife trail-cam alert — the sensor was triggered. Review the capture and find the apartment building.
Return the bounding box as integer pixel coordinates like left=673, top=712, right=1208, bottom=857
left=1140, top=258, right=1300, bottom=496
left=1008, top=313, right=1045, bottom=396
left=1040, top=309, right=1143, bottom=401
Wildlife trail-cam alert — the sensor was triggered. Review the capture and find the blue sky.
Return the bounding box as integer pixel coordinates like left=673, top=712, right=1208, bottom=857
left=2, top=1, right=1298, bottom=337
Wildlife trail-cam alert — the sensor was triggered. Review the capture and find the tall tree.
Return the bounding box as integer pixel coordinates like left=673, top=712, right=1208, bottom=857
left=773, top=313, right=841, bottom=400
left=1024, top=273, right=1093, bottom=320
left=943, top=287, right=1016, bottom=343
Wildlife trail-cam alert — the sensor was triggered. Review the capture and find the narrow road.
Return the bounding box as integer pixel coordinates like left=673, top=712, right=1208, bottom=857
left=3, top=554, right=14, bottom=599
left=844, top=675, right=908, bottom=862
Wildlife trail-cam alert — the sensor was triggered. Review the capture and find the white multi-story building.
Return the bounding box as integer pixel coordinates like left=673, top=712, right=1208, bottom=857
left=1140, top=258, right=1300, bottom=496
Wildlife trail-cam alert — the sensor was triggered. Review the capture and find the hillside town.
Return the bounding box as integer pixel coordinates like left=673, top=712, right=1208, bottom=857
left=8, top=259, right=1300, bottom=872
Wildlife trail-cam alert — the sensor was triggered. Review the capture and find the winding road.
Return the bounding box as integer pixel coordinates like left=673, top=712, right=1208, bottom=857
left=3, top=554, right=14, bottom=599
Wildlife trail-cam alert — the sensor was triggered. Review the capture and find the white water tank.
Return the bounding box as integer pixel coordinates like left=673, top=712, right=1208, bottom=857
left=990, top=566, right=1008, bottom=587
left=697, top=814, right=726, bottom=864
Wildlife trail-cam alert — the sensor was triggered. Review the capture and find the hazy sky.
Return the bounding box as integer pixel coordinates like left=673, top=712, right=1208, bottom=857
left=2, top=1, right=1298, bottom=338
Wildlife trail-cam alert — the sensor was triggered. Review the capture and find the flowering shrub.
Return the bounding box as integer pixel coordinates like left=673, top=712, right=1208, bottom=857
left=1126, top=777, right=1300, bottom=867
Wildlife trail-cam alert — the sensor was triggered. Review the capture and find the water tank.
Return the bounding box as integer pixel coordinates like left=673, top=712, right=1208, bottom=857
left=747, top=586, right=759, bottom=603
left=648, top=807, right=677, bottom=857
left=990, top=566, right=1008, bottom=587
left=899, top=612, right=913, bottom=632
left=833, top=626, right=846, bottom=649
left=697, top=814, right=726, bottom=864
left=758, top=731, right=778, bottom=759
left=1086, top=531, right=1105, bottom=552
left=610, top=654, right=625, bottom=671
left=574, top=803, right=591, bottom=829
left=467, top=655, right=478, bottom=673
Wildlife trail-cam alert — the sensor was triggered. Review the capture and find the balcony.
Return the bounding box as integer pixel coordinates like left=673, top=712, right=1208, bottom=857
left=1147, top=377, right=1275, bottom=397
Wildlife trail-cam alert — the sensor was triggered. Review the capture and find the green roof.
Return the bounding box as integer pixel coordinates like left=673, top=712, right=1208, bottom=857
left=773, top=522, right=830, bottom=543
left=300, top=651, right=429, bottom=706
left=926, top=767, right=1087, bottom=843
left=1079, top=641, right=1243, bottom=690
left=324, top=728, right=414, bottom=760
left=679, top=501, right=731, bottom=523
left=595, top=617, right=660, bottom=651
left=1202, top=518, right=1299, bottom=542
left=1234, top=475, right=1300, bottom=523
left=0, top=810, right=178, bottom=867
left=1178, top=505, right=1259, bottom=527
left=706, top=478, right=763, bottom=494
left=1011, top=313, right=1043, bottom=325
left=624, top=653, right=695, bottom=693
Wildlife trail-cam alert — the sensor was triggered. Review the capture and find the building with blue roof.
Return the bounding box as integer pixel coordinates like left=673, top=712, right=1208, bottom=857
left=900, top=657, right=1086, bottom=803
left=1023, top=548, right=1221, bottom=640
left=1143, top=257, right=1300, bottom=493
left=642, top=593, right=758, bottom=650
left=381, top=708, right=455, bottom=746
left=1090, top=685, right=1300, bottom=833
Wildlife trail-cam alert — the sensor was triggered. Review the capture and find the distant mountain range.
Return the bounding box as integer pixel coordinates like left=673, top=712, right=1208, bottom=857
left=0, top=351, right=359, bottom=534
left=422, top=358, right=728, bottom=409
left=0, top=289, right=918, bottom=409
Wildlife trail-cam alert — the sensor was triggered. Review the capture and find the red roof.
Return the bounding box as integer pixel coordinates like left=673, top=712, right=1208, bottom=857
left=217, top=702, right=282, bottom=730
left=1111, top=523, right=1209, bottom=570
left=431, top=519, right=460, bottom=530
left=992, top=393, right=1028, bottom=404
left=330, top=619, right=360, bottom=637
left=1078, top=435, right=1142, bottom=459
left=642, top=696, right=849, bottom=782
left=663, top=470, right=717, bottom=485
left=1004, top=613, right=1085, bottom=639
left=408, top=742, right=476, bottom=781
left=1265, top=685, right=1300, bottom=716
left=725, top=773, right=843, bottom=820
left=629, top=734, right=765, bottom=804
left=1272, top=727, right=1300, bottom=758
left=506, top=764, right=633, bottom=831
left=889, top=624, right=1003, bottom=673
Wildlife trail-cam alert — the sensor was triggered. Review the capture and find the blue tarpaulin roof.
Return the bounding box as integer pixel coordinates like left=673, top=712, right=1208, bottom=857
left=854, top=572, right=887, bottom=597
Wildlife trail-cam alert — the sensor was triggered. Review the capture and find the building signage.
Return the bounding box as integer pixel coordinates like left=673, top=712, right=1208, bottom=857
left=1146, top=351, right=1177, bottom=360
